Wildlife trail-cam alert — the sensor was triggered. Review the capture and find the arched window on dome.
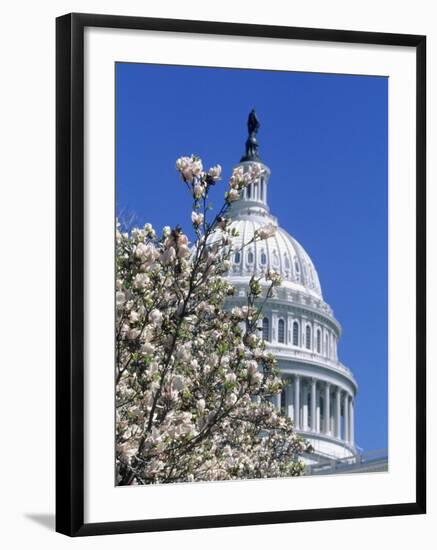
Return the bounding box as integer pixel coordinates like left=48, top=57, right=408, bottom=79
left=284, top=254, right=290, bottom=270
left=293, top=321, right=299, bottom=346
left=247, top=249, right=254, bottom=264
left=316, top=329, right=321, bottom=353
left=234, top=251, right=241, bottom=264
left=294, top=258, right=300, bottom=281
left=260, top=250, right=267, bottom=265
left=262, top=317, right=270, bottom=341
left=278, top=319, right=285, bottom=343
left=305, top=325, right=312, bottom=350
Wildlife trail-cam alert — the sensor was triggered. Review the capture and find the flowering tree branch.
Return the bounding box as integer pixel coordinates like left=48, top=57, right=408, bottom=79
left=115, top=155, right=312, bottom=485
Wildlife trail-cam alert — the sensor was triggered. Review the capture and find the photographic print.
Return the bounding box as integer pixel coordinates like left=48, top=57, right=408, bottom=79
left=114, top=63, right=389, bottom=486
left=56, top=13, right=425, bottom=535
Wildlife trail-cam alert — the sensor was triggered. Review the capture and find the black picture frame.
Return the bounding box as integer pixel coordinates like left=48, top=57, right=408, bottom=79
left=56, top=12, right=426, bottom=537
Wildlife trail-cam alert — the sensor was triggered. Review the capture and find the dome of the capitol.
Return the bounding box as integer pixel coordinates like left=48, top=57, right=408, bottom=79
left=227, top=216, right=323, bottom=299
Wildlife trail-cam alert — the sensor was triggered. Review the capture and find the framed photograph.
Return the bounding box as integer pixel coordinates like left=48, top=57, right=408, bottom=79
left=56, top=12, right=426, bottom=536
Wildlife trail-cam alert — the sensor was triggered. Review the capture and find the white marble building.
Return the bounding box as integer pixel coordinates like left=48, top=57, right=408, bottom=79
left=225, top=155, right=359, bottom=465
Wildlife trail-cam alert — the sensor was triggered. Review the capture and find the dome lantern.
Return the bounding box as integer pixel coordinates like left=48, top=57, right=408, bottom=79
left=227, top=110, right=322, bottom=298
left=228, top=109, right=272, bottom=221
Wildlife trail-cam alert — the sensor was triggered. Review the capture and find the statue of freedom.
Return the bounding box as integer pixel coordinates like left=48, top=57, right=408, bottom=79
left=241, top=109, right=261, bottom=162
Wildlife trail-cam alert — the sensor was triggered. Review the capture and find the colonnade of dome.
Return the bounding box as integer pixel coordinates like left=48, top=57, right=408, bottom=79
left=274, top=375, right=355, bottom=448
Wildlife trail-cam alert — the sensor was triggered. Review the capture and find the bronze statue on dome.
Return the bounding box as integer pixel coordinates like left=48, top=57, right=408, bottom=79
left=241, top=109, right=261, bottom=162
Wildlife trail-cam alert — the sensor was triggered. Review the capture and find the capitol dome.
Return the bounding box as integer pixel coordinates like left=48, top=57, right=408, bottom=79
left=224, top=115, right=359, bottom=468
left=227, top=209, right=323, bottom=299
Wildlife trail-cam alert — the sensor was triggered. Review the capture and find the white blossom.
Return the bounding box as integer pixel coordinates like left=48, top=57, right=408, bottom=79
left=142, top=342, right=155, bottom=355
left=176, top=155, right=203, bottom=183
left=143, top=223, right=156, bottom=238
left=149, top=309, right=162, bottom=326
left=161, top=246, right=176, bottom=265
left=177, top=244, right=190, bottom=258
left=127, top=328, right=140, bottom=340
left=193, top=183, right=204, bottom=199
left=226, top=393, right=238, bottom=406
left=257, top=223, right=277, bottom=240
left=191, top=211, right=204, bottom=226
left=133, top=273, right=149, bottom=289
left=197, top=398, right=206, bottom=414
left=208, top=164, right=222, bottom=181
left=129, top=311, right=140, bottom=324
left=227, top=189, right=240, bottom=202
left=116, top=291, right=126, bottom=307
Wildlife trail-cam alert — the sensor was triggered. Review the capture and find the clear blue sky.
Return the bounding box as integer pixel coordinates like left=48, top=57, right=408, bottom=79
left=116, top=62, right=388, bottom=454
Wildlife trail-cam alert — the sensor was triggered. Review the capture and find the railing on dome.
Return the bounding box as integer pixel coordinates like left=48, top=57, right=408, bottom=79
left=305, top=449, right=388, bottom=476
left=268, top=345, right=354, bottom=378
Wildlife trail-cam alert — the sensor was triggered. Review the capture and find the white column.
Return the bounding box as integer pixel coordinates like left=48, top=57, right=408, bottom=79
left=293, top=375, right=300, bottom=430
left=343, top=392, right=349, bottom=442
left=311, top=378, right=317, bottom=432
left=271, top=311, right=278, bottom=343
left=325, top=332, right=330, bottom=358
left=316, top=388, right=321, bottom=432
left=335, top=387, right=341, bottom=438
left=349, top=396, right=355, bottom=446
left=286, top=380, right=294, bottom=420
left=324, top=382, right=331, bottom=434
left=287, top=314, right=293, bottom=344
left=302, top=380, right=309, bottom=430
